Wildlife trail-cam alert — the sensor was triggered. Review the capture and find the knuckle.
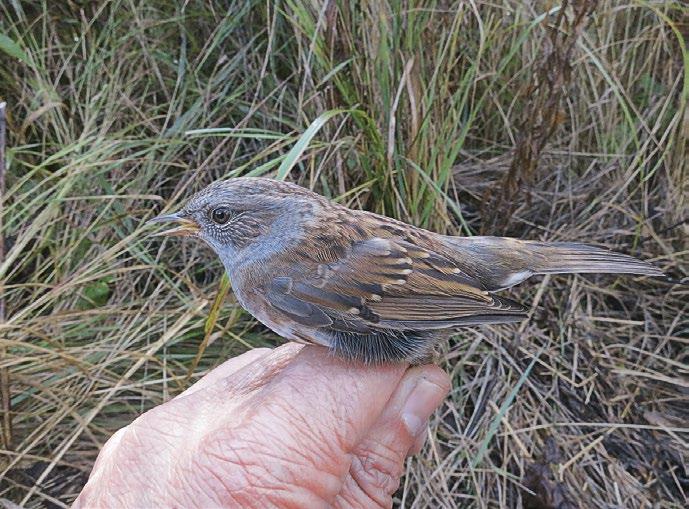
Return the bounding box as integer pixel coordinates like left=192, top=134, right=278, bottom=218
left=350, top=441, right=404, bottom=500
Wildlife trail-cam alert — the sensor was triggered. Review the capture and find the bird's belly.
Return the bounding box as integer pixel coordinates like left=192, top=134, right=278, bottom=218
left=233, top=284, right=329, bottom=347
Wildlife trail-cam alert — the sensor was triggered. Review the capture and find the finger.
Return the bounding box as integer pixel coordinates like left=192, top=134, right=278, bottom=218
left=188, top=345, right=411, bottom=506
left=408, top=426, right=429, bottom=456
left=195, top=344, right=408, bottom=505
left=175, top=347, right=274, bottom=399
left=270, top=346, right=407, bottom=444
left=198, top=342, right=305, bottom=399
left=336, top=364, right=449, bottom=508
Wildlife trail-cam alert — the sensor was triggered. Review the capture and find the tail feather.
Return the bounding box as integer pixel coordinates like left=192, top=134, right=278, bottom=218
left=442, top=236, right=664, bottom=291
left=529, top=242, right=663, bottom=276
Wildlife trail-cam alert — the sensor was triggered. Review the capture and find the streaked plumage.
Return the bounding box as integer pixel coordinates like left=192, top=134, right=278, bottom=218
left=149, top=177, right=663, bottom=364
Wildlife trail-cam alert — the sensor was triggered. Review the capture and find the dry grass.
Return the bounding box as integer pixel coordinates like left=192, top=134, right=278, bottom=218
left=1, top=1, right=688, bottom=507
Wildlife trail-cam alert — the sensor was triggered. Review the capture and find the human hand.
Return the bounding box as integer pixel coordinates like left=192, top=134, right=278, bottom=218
left=73, top=343, right=450, bottom=508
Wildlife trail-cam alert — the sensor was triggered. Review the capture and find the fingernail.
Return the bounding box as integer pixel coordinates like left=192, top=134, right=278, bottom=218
left=401, top=377, right=448, bottom=437
left=409, top=427, right=429, bottom=455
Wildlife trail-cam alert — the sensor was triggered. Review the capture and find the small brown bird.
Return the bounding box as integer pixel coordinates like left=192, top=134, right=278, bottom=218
left=149, top=177, right=663, bottom=364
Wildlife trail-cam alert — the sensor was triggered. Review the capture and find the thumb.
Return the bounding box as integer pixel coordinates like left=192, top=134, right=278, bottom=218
left=335, top=364, right=450, bottom=508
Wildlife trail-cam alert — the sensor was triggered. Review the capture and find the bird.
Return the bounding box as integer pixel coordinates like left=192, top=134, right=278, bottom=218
left=148, top=177, right=664, bottom=364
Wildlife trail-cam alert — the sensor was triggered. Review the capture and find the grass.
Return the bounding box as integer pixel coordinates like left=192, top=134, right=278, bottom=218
left=1, top=0, right=688, bottom=507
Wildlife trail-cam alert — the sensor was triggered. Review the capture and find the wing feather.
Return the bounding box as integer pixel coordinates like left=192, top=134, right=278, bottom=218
left=264, top=237, right=527, bottom=334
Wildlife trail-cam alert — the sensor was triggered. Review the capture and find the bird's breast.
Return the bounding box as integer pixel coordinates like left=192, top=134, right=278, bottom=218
left=228, top=262, right=325, bottom=346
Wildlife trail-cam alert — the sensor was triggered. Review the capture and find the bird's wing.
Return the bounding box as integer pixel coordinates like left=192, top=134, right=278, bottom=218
left=265, top=237, right=526, bottom=334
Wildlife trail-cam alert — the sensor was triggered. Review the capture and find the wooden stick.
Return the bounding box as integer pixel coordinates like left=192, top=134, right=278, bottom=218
left=0, top=101, right=11, bottom=451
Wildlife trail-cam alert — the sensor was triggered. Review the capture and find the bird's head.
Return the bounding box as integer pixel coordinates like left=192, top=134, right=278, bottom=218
left=147, top=177, right=324, bottom=268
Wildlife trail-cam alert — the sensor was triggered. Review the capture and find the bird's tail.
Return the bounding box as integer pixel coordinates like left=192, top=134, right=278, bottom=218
left=442, top=236, right=664, bottom=291
left=514, top=240, right=663, bottom=276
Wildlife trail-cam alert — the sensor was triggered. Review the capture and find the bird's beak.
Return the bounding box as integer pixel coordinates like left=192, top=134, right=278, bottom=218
left=146, top=212, right=200, bottom=237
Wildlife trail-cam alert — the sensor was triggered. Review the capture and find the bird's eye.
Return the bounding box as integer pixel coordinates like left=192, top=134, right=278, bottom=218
left=210, top=207, right=232, bottom=225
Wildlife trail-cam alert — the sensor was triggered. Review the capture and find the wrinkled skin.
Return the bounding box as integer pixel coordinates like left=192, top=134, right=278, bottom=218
left=74, top=344, right=450, bottom=508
